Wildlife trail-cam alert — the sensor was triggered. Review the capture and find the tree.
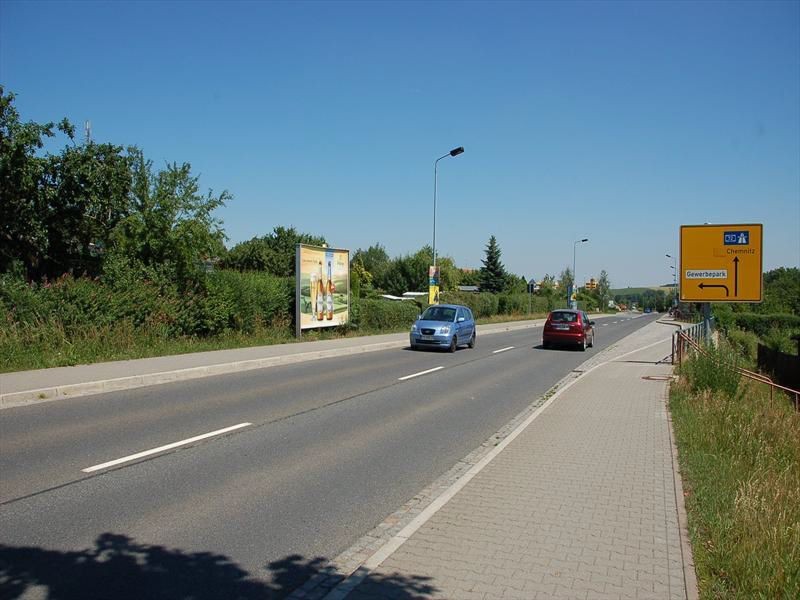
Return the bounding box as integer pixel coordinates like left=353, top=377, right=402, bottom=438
left=479, top=235, right=508, bottom=293
left=559, top=267, right=574, bottom=297
left=596, top=270, right=611, bottom=309
left=761, top=267, right=800, bottom=315
left=374, top=246, right=457, bottom=296
left=0, top=87, right=60, bottom=276
left=42, top=141, right=133, bottom=277
left=1, top=87, right=134, bottom=279
left=459, top=270, right=480, bottom=286
left=109, top=149, right=230, bottom=284
left=537, top=274, right=560, bottom=310
left=351, top=244, right=390, bottom=287
left=223, top=226, right=326, bottom=276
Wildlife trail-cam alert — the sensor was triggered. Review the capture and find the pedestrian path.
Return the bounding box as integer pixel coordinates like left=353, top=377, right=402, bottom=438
left=308, top=318, right=696, bottom=600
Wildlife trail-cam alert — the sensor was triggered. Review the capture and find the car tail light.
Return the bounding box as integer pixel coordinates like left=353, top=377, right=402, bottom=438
left=570, top=322, right=582, bottom=331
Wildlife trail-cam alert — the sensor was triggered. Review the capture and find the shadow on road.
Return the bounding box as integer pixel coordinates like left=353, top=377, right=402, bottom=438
left=0, top=532, right=438, bottom=599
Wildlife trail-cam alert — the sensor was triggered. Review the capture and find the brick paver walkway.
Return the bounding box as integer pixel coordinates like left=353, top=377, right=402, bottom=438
left=341, top=321, right=696, bottom=600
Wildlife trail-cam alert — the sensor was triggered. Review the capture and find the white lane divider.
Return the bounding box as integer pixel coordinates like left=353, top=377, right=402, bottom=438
left=398, top=366, right=444, bottom=381
left=82, top=422, right=253, bottom=473
left=493, top=346, right=515, bottom=354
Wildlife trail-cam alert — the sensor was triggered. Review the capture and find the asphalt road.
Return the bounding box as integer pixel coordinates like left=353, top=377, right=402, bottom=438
left=0, top=312, right=659, bottom=599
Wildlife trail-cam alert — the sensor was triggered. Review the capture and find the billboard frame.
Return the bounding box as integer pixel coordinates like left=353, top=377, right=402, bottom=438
left=295, top=244, right=350, bottom=338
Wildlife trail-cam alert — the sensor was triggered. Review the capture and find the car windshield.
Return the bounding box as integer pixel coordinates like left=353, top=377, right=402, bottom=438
left=550, top=311, right=578, bottom=323
left=422, top=307, right=457, bottom=322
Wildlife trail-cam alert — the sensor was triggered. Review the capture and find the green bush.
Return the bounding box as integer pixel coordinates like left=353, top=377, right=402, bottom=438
left=724, top=328, right=759, bottom=364
left=760, top=326, right=800, bottom=355
left=0, top=274, right=51, bottom=325
left=727, top=313, right=800, bottom=338
left=357, top=299, right=420, bottom=330
left=440, top=291, right=499, bottom=318
left=169, top=271, right=292, bottom=336
left=680, top=343, right=741, bottom=398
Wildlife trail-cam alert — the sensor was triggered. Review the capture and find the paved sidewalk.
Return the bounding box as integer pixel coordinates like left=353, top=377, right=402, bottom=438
left=310, top=318, right=697, bottom=600
left=0, top=318, right=549, bottom=408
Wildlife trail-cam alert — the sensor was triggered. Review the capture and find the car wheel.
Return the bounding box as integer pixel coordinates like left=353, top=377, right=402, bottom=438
left=588, top=333, right=594, bottom=348
left=542, top=340, right=550, bottom=349
left=580, top=336, right=587, bottom=351
left=449, top=336, right=457, bottom=353
left=410, top=343, right=417, bottom=351
left=468, top=332, right=476, bottom=348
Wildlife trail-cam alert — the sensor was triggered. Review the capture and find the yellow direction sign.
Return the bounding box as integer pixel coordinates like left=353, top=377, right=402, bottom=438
left=680, top=224, right=763, bottom=303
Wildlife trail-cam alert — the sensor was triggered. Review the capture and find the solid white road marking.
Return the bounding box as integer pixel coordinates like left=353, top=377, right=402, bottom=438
left=82, top=422, right=253, bottom=473
left=493, top=347, right=515, bottom=354
left=398, top=366, right=444, bottom=381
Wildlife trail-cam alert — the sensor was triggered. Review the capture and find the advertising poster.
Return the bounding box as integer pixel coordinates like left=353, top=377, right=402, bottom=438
left=296, top=244, right=350, bottom=334
left=428, top=265, right=440, bottom=305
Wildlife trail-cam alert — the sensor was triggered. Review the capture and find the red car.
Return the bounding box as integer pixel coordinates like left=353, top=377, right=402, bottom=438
left=542, top=309, right=595, bottom=351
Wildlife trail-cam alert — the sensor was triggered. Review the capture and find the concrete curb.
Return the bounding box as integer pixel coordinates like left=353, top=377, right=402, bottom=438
left=666, top=388, right=701, bottom=600
left=0, top=320, right=544, bottom=409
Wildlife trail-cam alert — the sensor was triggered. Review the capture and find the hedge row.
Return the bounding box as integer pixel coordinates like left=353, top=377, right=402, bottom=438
left=354, top=298, right=421, bottom=330
left=0, top=271, right=293, bottom=338
left=717, top=312, right=800, bottom=338
left=1, top=273, right=571, bottom=344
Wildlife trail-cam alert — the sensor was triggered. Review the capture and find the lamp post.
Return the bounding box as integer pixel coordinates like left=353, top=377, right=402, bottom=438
left=432, top=146, right=464, bottom=268
left=666, top=253, right=678, bottom=305
left=571, top=238, right=589, bottom=308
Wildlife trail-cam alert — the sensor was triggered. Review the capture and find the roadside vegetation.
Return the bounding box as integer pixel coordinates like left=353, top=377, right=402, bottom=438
left=2, top=87, right=622, bottom=373
left=670, top=337, right=800, bottom=598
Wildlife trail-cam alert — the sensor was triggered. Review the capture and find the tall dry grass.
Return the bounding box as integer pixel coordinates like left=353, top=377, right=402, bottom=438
left=671, top=346, right=800, bottom=598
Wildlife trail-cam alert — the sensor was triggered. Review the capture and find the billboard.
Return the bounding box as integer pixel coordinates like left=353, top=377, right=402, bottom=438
left=296, top=244, right=350, bottom=334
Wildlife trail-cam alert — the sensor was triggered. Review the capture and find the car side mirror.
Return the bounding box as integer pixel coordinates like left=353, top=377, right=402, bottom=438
left=589, top=321, right=596, bottom=325
left=457, top=317, right=465, bottom=323
left=417, top=314, right=422, bottom=320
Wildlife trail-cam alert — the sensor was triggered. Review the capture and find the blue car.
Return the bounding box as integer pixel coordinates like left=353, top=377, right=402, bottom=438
left=410, top=304, right=476, bottom=352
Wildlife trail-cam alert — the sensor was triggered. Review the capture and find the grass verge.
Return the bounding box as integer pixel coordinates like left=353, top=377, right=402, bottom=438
left=670, top=346, right=800, bottom=598
left=0, top=311, right=566, bottom=373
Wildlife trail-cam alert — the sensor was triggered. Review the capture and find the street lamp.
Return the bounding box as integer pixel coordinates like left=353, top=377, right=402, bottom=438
left=666, top=253, right=678, bottom=304
left=571, top=238, right=589, bottom=308
left=432, top=146, right=464, bottom=267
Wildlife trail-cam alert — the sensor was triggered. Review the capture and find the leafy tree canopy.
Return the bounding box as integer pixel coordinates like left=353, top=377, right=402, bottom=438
left=223, top=226, right=325, bottom=276
left=109, top=148, right=230, bottom=285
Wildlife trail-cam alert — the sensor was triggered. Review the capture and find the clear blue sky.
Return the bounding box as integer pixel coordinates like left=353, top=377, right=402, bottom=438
left=2, top=0, right=798, bottom=287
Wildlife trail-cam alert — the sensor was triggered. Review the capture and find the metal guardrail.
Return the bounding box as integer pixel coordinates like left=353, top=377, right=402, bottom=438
left=671, top=319, right=713, bottom=364
left=672, top=328, right=800, bottom=411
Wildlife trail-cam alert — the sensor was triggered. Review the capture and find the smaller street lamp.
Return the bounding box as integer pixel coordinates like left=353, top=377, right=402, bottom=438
left=666, top=253, right=678, bottom=305
left=571, top=238, right=589, bottom=308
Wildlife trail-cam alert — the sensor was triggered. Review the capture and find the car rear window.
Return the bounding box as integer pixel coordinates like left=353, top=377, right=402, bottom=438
left=550, top=311, right=578, bottom=323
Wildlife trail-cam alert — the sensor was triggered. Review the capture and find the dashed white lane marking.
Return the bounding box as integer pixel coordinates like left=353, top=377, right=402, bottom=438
left=82, top=422, right=253, bottom=473
left=602, top=324, right=609, bottom=327
left=398, top=366, right=444, bottom=381
left=493, top=346, right=515, bottom=354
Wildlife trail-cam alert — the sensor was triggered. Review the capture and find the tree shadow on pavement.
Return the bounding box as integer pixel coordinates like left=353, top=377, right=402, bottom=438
left=0, top=533, right=438, bottom=600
